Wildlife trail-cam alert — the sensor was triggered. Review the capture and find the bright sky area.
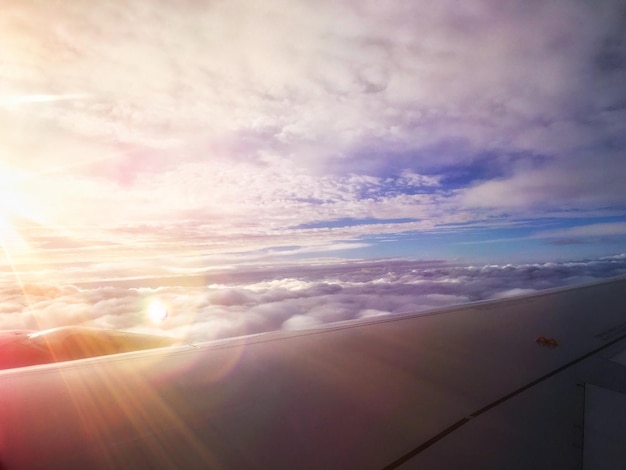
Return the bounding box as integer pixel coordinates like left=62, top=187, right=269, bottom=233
left=1, top=0, right=625, bottom=338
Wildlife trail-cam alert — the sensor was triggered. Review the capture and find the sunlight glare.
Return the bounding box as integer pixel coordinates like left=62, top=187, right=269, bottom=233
left=148, top=299, right=169, bottom=323
left=0, top=201, right=30, bottom=254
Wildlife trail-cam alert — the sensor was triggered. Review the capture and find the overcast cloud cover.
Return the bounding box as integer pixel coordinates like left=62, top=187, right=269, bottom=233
left=1, top=0, right=625, bottom=337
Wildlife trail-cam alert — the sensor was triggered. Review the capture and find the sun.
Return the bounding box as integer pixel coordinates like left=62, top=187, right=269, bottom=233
left=0, top=165, right=44, bottom=258
left=0, top=201, right=29, bottom=255
left=148, top=299, right=169, bottom=323
left=0, top=198, right=32, bottom=298
left=0, top=210, right=11, bottom=233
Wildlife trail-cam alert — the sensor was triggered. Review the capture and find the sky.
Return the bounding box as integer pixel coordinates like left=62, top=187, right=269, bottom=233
left=1, top=0, right=625, bottom=339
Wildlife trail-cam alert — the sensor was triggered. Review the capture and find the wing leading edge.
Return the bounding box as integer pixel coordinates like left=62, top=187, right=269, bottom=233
left=1, top=277, right=626, bottom=469
left=0, top=327, right=178, bottom=370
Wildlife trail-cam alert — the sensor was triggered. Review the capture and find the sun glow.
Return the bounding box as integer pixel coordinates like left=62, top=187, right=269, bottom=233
left=0, top=169, right=36, bottom=255
left=148, top=299, right=169, bottom=323
left=0, top=205, right=30, bottom=257
left=0, top=189, right=33, bottom=305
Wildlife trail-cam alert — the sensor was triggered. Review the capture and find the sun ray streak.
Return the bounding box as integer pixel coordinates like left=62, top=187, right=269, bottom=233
left=0, top=236, right=31, bottom=312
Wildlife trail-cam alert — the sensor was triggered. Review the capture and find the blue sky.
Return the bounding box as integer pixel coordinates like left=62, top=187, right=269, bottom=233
left=0, top=0, right=625, bottom=285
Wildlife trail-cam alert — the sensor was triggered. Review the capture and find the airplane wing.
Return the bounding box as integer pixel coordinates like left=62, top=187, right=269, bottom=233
left=1, top=277, right=626, bottom=469
left=0, top=327, right=178, bottom=370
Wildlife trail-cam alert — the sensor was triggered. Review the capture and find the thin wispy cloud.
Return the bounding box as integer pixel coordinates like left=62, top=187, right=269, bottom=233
left=0, top=93, right=90, bottom=107
left=535, top=222, right=626, bottom=239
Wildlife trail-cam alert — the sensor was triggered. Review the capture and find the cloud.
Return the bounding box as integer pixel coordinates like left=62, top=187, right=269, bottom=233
left=1, top=0, right=624, bottom=237
left=462, top=150, right=626, bottom=211
left=489, top=288, right=537, bottom=300
left=0, top=0, right=623, bottom=301
left=0, top=93, right=91, bottom=107
left=535, top=222, right=626, bottom=239
left=2, top=255, right=625, bottom=343
left=518, top=221, right=626, bottom=247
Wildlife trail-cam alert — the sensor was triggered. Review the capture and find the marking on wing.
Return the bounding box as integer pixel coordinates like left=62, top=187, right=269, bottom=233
left=382, top=331, right=626, bottom=470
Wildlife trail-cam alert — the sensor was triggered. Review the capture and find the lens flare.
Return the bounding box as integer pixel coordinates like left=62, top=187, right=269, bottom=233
left=148, top=299, right=168, bottom=323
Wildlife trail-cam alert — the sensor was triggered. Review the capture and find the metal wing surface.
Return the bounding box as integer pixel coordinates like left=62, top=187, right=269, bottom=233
left=1, top=277, right=626, bottom=469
